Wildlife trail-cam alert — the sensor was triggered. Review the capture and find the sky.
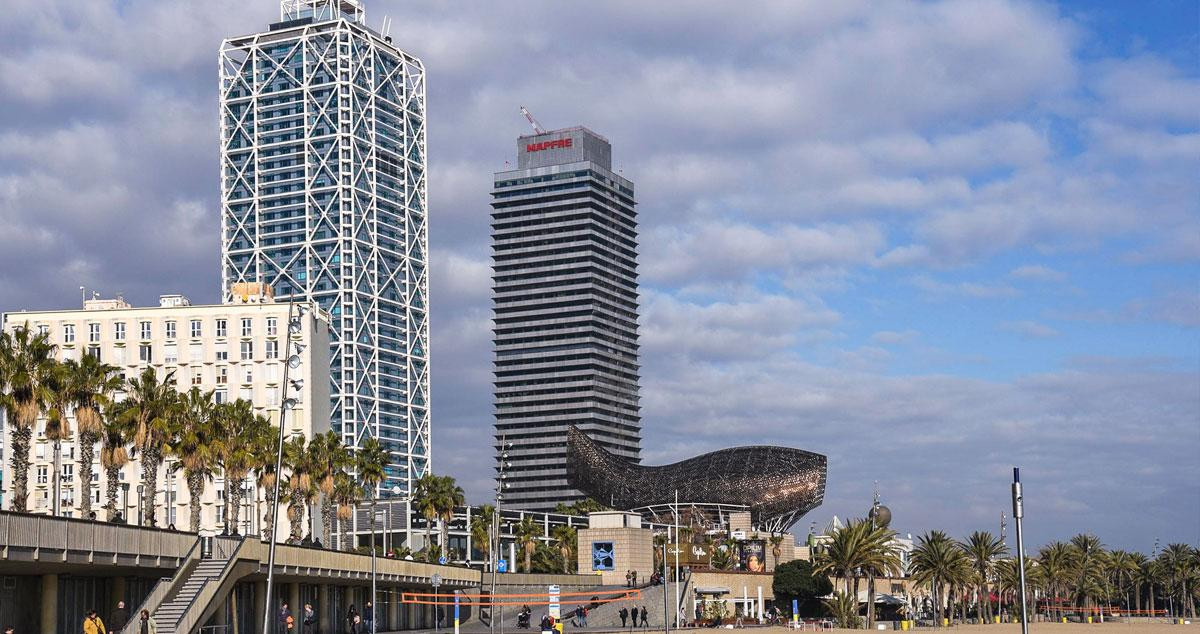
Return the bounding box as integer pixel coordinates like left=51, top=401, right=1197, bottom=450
left=0, top=0, right=1196, bottom=552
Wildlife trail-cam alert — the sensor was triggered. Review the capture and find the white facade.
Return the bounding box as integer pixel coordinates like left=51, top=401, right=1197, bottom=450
left=0, top=293, right=330, bottom=537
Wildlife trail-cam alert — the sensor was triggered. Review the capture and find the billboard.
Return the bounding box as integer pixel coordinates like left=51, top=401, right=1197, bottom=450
left=592, top=541, right=615, bottom=571
left=739, top=540, right=766, bottom=572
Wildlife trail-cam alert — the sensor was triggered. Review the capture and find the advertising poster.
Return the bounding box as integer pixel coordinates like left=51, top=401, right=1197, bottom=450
left=592, top=541, right=615, bottom=570
left=739, top=540, right=766, bottom=572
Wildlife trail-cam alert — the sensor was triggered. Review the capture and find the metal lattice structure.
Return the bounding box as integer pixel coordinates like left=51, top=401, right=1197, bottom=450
left=566, top=426, right=826, bottom=532
left=219, top=1, right=429, bottom=494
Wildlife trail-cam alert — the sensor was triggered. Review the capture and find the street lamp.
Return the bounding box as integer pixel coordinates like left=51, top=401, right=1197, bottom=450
left=121, top=483, right=129, bottom=523
left=490, top=439, right=513, bottom=634
left=374, top=489, right=408, bottom=634
left=137, top=483, right=145, bottom=526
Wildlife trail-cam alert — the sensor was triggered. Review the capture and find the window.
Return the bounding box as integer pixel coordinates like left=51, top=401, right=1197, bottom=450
left=37, top=324, right=49, bottom=335
left=114, top=322, right=126, bottom=341
left=240, top=387, right=253, bottom=401
left=189, top=344, right=203, bottom=362
left=63, top=324, right=75, bottom=343
left=192, top=368, right=203, bottom=386
left=266, top=364, right=279, bottom=382
left=140, top=321, right=151, bottom=340
left=267, top=388, right=279, bottom=406
left=113, top=347, right=126, bottom=364
left=36, top=466, right=48, bottom=484
left=190, top=319, right=202, bottom=338
left=165, top=321, right=177, bottom=339
left=244, top=367, right=254, bottom=383
left=62, top=464, right=73, bottom=480
left=216, top=319, right=228, bottom=337
left=88, top=323, right=100, bottom=342
left=265, top=340, right=279, bottom=359
left=139, top=344, right=152, bottom=363
left=164, top=344, right=178, bottom=364
left=86, top=346, right=100, bottom=360
left=215, top=343, right=228, bottom=361
left=217, top=367, right=228, bottom=385
left=266, top=317, right=278, bottom=335
left=241, top=318, right=253, bottom=336
left=240, top=341, right=253, bottom=360
left=214, top=389, right=228, bottom=404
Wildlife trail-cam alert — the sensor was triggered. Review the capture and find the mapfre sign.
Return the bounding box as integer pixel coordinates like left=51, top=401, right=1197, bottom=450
left=526, top=137, right=573, bottom=152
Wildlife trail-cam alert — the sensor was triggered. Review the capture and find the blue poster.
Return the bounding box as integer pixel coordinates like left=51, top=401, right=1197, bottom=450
left=592, top=541, right=615, bottom=570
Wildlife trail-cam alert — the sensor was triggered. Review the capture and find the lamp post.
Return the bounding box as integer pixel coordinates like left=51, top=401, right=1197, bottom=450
left=120, top=483, right=129, bottom=522
left=490, top=438, right=512, bottom=634
left=137, top=483, right=145, bottom=526
left=1012, top=468, right=1030, bottom=634
left=261, top=302, right=306, bottom=634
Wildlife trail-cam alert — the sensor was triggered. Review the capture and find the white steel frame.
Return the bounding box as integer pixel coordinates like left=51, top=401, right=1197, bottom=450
left=219, top=4, right=429, bottom=497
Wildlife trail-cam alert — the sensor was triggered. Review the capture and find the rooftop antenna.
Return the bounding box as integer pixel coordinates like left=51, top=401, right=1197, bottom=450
left=520, top=106, right=547, bottom=135
left=79, top=285, right=86, bottom=307
left=381, top=15, right=392, bottom=38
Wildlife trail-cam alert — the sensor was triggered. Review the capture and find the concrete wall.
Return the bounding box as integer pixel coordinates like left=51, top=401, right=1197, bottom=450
left=577, top=527, right=653, bottom=586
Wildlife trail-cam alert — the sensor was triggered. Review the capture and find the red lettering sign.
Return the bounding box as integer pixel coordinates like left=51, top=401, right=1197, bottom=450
left=525, top=137, right=574, bottom=153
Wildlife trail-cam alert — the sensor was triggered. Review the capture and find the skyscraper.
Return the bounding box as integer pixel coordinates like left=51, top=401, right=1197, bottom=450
left=491, top=126, right=642, bottom=511
left=220, top=0, right=429, bottom=495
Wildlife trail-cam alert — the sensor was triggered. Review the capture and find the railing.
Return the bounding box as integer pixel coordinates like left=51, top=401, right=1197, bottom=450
left=122, top=538, right=203, bottom=634
left=174, top=537, right=249, bottom=634
left=0, top=509, right=195, bottom=560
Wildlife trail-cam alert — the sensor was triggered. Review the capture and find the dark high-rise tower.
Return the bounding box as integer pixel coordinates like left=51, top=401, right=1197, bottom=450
left=491, top=126, right=642, bottom=511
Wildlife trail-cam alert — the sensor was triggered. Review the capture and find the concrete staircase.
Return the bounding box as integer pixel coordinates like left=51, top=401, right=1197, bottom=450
left=570, top=573, right=692, bottom=629
left=151, top=557, right=232, bottom=633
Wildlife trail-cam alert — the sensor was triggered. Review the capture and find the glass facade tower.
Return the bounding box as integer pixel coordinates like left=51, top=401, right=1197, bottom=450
left=220, top=0, right=429, bottom=494
left=491, top=126, right=642, bottom=511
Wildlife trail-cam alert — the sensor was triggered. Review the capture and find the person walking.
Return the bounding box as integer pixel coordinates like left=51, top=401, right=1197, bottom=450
left=110, top=601, right=129, bottom=632
left=631, top=570, right=637, bottom=587
left=619, top=607, right=629, bottom=628
left=136, top=609, right=157, bottom=634
left=640, top=606, right=649, bottom=629
left=345, top=605, right=359, bottom=634
left=278, top=601, right=295, bottom=633
left=83, top=610, right=106, bottom=634
left=302, top=604, right=316, bottom=634
left=579, top=605, right=588, bottom=627
left=363, top=602, right=374, bottom=633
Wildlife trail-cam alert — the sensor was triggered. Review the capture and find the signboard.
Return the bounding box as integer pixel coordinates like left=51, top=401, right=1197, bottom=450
left=497, top=559, right=508, bottom=573
left=668, top=543, right=712, bottom=566
left=548, top=584, right=561, bottom=620
left=592, top=541, right=615, bottom=571
left=738, top=540, right=767, bottom=572
left=439, top=555, right=447, bottom=565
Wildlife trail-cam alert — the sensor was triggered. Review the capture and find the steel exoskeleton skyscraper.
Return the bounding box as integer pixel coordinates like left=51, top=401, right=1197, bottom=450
left=491, top=126, right=642, bottom=511
left=220, top=0, right=429, bottom=495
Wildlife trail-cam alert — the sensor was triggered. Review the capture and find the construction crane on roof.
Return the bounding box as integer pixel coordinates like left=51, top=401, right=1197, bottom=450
left=520, top=106, right=547, bottom=135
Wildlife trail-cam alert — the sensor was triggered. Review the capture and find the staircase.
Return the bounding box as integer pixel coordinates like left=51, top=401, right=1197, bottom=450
left=152, top=557, right=232, bottom=632
left=570, top=572, right=692, bottom=629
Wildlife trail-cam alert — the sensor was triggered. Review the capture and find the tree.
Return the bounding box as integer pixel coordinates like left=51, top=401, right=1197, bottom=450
left=471, top=505, right=496, bottom=568
left=552, top=524, right=577, bottom=573
left=910, top=531, right=971, bottom=626
left=814, top=518, right=902, bottom=627
left=1069, top=534, right=1107, bottom=615
left=355, top=437, right=388, bottom=553
left=308, top=430, right=352, bottom=547
left=516, top=516, right=540, bottom=573
left=773, top=559, right=834, bottom=617
left=770, top=533, right=787, bottom=570
left=1159, top=543, right=1197, bottom=618
left=961, top=531, right=1008, bottom=623
left=0, top=324, right=56, bottom=512
left=1107, top=550, right=1139, bottom=614
left=100, top=401, right=131, bottom=520
left=710, top=538, right=737, bottom=571
left=332, top=471, right=361, bottom=551
left=553, top=498, right=608, bottom=516
left=413, top=473, right=440, bottom=559
left=215, top=401, right=270, bottom=534
left=433, top=475, right=466, bottom=555
left=823, top=591, right=861, bottom=629
left=167, top=388, right=220, bottom=532
left=68, top=355, right=121, bottom=518
left=120, top=368, right=179, bottom=526
left=44, top=360, right=79, bottom=515
left=1039, top=541, right=1076, bottom=620
left=283, top=435, right=316, bottom=541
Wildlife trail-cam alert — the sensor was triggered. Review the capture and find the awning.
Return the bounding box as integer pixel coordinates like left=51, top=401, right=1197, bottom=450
left=695, top=587, right=731, bottom=595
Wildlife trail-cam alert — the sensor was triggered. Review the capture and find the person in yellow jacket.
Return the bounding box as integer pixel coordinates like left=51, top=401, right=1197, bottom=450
left=83, top=609, right=107, bottom=634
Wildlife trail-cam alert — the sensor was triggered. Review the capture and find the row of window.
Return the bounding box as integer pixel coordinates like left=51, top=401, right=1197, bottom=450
left=65, top=339, right=284, bottom=365
left=54, top=316, right=281, bottom=343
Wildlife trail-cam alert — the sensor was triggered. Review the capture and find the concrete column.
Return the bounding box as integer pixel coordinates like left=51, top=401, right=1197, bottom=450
left=289, top=582, right=301, bottom=620
left=254, top=580, right=268, bottom=633
left=230, top=589, right=241, bottom=634
left=319, top=584, right=332, bottom=634
left=112, top=576, right=128, bottom=608
left=40, top=574, right=58, bottom=634
left=388, top=589, right=401, bottom=629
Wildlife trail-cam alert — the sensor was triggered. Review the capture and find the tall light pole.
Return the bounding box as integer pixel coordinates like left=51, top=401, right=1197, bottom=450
left=1012, top=468, right=1030, bottom=634
left=491, top=438, right=512, bottom=634
left=261, top=302, right=306, bottom=634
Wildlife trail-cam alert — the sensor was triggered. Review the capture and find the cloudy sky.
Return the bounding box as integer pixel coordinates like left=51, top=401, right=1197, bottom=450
left=1, top=0, right=1197, bottom=550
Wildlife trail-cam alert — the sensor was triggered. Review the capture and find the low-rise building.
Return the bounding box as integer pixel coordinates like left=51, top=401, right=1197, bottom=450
left=0, top=287, right=330, bottom=537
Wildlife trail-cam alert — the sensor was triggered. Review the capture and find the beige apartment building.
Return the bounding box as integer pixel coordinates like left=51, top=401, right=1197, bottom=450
left=0, top=285, right=330, bottom=537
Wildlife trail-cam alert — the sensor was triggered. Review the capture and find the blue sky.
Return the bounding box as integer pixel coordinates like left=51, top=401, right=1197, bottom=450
left=0, top=0, right=1196, bottom=551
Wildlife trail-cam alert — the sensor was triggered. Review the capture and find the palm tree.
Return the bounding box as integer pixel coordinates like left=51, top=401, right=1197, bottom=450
left=471, top=504, right=496, bottom=569
left=552, top=524, right=577, bottom=574
left=1039, top=541, right=1076, bottom=620
left=1128, top=552, right=1150, bottom=615
left=814, top=517, right=903, bottom=626
left=433, top=475, right=466, bottom=555
left=910, top=531, right=972, bottom=626
left=710, top=538, right=737, bottom=571
left=769, top=534, right=787, bottom=570
left=308, top=430, right=351, bottom=547
left=413, top=473, right=439, bottom=559
left=1069, top=534, right=1107, bottom=616
left=214, top=401, right=268, bottom=534
left=100, top=401, right=131, bottom=520
left=516, top=516, right=541, bottom=573
left=1107, top=550, right=1139, bottom=614
left=332, top=471, right=361, bottom=551
left=824, top=591, right=861, bottom=629
left=167, top=388, right=219, bottom=532
left=120, top=368, right=179, bottom=526
left=0, top=324, right=56, bottom=512
left=44, top=360, right=80, bottom=515
left=356, top=437, right=388, bottom=552
left=1159, top=544, right=1196, bottom=618
left=282, top=435, right=316, bottom=541
left=962, top=531, right=1008, bottom=624
left=68, top=355, right=121, bottom=518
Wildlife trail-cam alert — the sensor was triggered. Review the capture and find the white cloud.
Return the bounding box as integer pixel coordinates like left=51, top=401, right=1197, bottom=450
left=1008, top=265, right=1067, bottom=282
left=1000, top=320, right=1061, bottom=339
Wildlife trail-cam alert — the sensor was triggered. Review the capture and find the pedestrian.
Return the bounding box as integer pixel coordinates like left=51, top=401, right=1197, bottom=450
left=345, top=605, right=358, bottom=634
left=83, top=609, right=106, bottom=634
left=640, top=606, right=648, bottom=628
left=137, top=609, right=157, bottom=634
left=302, top=604, right=316, bottom=634
left=619, top=607, right=629, bottom=628
left=4, top=626, right=13, bottom=634
left=579, top=605, right=588, bottom=627
left=363, top=601, right=374, bottom=632
left=279, top=601, right=295, bottom=633
left=110, top=600, right=130, bottom=631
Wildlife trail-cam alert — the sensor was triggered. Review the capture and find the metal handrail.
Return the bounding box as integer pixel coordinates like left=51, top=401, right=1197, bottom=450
left=174, top=537, right=249, bottom=634
left=121, top=538, right=204, bottom=634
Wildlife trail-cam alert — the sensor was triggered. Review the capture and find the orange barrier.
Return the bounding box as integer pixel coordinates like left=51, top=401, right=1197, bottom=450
left=401, top=588, right=643, bottom=607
